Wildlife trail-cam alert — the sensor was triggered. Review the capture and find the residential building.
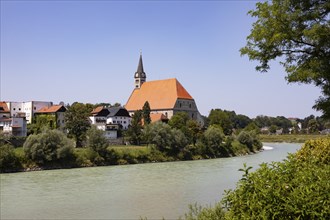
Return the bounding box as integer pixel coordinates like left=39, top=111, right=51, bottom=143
left=0, top=102, right=27, bottom=136
left=6, top=101, right=53, bottom=124
left=34, top=105, right=67, bottom=130
left=125, top=55, right=204, bottom=125
left=89, top=106, right=131, bottom=139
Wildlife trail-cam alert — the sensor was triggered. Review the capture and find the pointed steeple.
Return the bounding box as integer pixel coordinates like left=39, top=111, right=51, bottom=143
left=134, top=52, right=147, bottom=88
left=136, top=54, right=145, bottom=75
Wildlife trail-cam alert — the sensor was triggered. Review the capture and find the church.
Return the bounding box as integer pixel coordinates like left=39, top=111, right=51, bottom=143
left=125, top=54, right=204, bottom=125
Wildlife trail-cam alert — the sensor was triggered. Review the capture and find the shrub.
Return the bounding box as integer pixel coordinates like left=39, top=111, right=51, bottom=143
left=0, top=144, right=21, bottom=172
left=23, top=129, right=75, bottom=166
left=86, top=126, right=108, bottom=157
left=182, top=203, right=225, bottom=220
left=223, top=138, right=330, bottom=219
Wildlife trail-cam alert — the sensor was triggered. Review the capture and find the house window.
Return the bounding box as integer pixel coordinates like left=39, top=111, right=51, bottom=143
left=189, top=104, right=191, bottom=108
left=34, top=107, right=36, bottom=110
left=179, top=103, right=182, bottom=108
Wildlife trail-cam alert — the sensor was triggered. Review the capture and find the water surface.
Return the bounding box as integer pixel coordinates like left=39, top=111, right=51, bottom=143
left=0, top=143, right=301, bottom=219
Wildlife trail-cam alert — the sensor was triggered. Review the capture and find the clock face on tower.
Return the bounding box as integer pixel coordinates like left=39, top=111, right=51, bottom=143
left=135, top=73, right=139, bottom=78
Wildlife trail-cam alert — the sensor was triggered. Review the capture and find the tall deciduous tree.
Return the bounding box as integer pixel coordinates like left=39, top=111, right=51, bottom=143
left=65, top=102, right=93, bottom=147
left=241, top=0, right=330, bottom=118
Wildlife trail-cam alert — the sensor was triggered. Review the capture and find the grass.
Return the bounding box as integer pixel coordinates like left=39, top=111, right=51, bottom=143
left=259, top=134, right=328, bottom=143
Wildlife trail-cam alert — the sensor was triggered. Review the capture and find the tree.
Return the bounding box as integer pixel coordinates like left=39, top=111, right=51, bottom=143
left=86, top=126, right=108, bottom=157
left=241, top=0, right=330, bottom=118
left=143, top=122, right=187, bottom=156
left=208, top=109, right=233, bottom=135
left=307, top=118, right=319, bottom=133
left=23, top=129, right=75, bottom=166
left=168, top=112, right=190, bottom=130
left=65, top=102, right=93, bottom=147
left=126, top=110, right=143, bottom=145
left=142, top=101, right=151, bottom=125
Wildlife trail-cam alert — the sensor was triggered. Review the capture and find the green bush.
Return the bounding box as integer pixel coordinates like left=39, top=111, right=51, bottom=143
left=0, top=144, right=22, bottom=172
left=86, top=126, right=108, bottom=157
left=23, top=129, right=75, bottom=166
left=181, top=203, right=225, bottom=220
left=223, top=138, right=330, bottom=219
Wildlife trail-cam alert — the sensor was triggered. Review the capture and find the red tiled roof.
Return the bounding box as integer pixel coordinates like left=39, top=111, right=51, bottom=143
left=0, top=102, right=10, bottom=113
left=125, top=78, right=193, bottom=111
left=91, top=106, right=104, bottom=114
left=36, top=105, right=66, bottom=113
left=150, top=113, right=168, bottom=123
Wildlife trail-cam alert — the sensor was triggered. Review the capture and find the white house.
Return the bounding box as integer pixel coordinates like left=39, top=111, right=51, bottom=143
left=0, top=102, right=27, bottom=136
left=6, top=101, right=53, bottom=124
left=89, top=106, right=131, bottom=139
left=106, top=107, right=131, bottom=130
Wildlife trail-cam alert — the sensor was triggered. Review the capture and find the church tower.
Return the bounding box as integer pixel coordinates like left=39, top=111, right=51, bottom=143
left=134, top=54, right=146, bottom=88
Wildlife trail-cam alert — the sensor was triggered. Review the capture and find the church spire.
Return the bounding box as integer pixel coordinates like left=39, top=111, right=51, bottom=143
left=134, top=53, right=146, bottom=89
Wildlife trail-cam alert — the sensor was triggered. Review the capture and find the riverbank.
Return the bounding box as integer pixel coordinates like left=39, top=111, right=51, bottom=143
left=259, top=134, right=326, bottom=143
left=2, top=139, right=260, bottom=173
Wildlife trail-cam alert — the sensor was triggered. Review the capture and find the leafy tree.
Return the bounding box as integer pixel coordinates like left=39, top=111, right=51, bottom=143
left=234, top=114, right=252, bottom=129
left=142, top=101, right=151, bottom=125
left=241, top=0, right=330, bottom=118
left=65, top=102, right=93, bottom=147
left=203, top=125, right=228, bottom=157
left=86, top=126, right=108, bottom=157
left=143, top=122, right=187, bottom=156
left=208, top=109, right=233, bottom=135
left=308, top=118, right=319, bottom=133
left=126, top=110, right=143, bottom=145
left=0, top=144, right=21, bottom=172
left=23, top=129, right=75, bottom=166
left=168, top=112, right=190, bottom=130
left=269, top=125, right=278, bottom=134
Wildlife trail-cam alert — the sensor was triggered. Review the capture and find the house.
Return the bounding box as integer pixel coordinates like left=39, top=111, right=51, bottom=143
left=125, top=54, right=204, bottom=125
left=89, top=106, right=131, bottom=139
left=6, top=101, right=53, bottom=124
left=34, top=105, right=67, bottom=130
left=106, top=107, right=131, bottom=130
left=0, top=102, right=27, bottom=136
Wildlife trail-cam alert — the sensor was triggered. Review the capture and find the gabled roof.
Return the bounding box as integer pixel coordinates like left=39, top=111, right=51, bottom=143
left=36, top=105, right=66, bottom=113
left=0, top=102, right=10, bottom=113
left=107, top=107, right=130, bottom=117
left=150, top=113, right=168, bottom=123
left=91, top=107, right=110, bottom=117
left=125, top=78, right=193, bottom=111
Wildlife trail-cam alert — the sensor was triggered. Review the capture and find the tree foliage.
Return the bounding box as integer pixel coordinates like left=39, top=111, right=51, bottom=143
left=126, top=110, right=143, bottom=145
left=241, top=0, right=330, bottom=118
left=23, top=129, right=75, bottom=166
left=65, top=102, right=93, bottom=147
left=142, top=101, right=151, bottom=125
left=223, top=138, right=330, bottom=219
left=143, top=122, right=187, bottom=156
left=86, top=126, right=108, bottom=157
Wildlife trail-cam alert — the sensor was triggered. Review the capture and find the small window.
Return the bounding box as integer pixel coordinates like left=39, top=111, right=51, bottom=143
left=34, top=107, right=37, bottom=110
left=19, top=108, right=21, bottom=111
left=179, top=103, right=182, bottom=108
left=13, top=108, right=16, bottom=111
left=189, top=104, right=191, bottom=108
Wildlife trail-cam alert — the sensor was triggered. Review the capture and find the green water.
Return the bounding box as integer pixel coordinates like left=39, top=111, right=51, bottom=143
left=0, top=143, right=301, bottom=219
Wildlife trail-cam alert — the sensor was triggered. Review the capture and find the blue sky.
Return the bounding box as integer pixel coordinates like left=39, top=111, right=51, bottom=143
left=0, top=0, right=321, bottom=118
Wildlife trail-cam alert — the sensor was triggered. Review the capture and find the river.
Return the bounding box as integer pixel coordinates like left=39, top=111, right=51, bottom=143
left=0, top=143, right=301, bottom=219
